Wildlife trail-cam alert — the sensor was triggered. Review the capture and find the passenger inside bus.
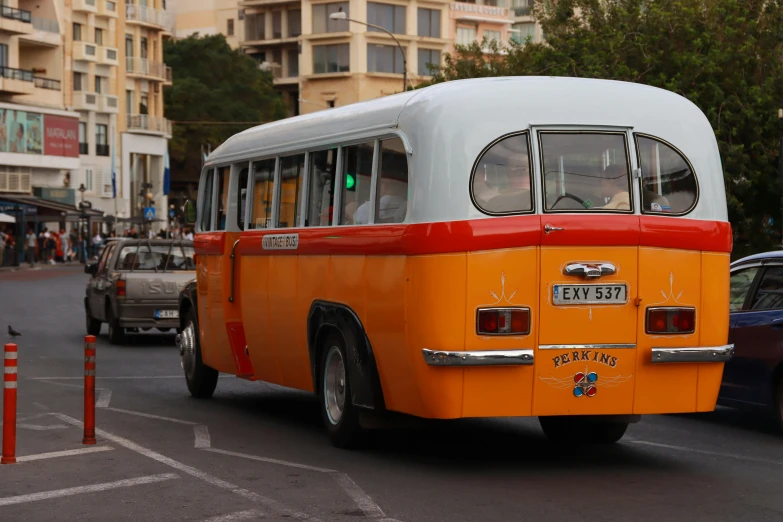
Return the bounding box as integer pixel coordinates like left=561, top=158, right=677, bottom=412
left=599, top=163, right=631, bottom=210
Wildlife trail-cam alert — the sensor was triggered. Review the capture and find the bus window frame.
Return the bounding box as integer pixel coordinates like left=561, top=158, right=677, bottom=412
left=197, top=167, right=218, bottom=232
left=633, top=132, right=700, bottom=217
left=535, top=128, right=636, bottom=214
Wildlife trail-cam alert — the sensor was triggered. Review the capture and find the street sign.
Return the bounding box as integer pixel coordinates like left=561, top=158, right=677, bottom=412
left=143, top=207, right=156, bottom=220
left=169, top=209, right=175, bottom=218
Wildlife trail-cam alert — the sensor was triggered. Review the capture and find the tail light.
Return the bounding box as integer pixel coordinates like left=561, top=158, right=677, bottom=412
left=116, top=279, right=126, bottom=297
left=646, top=307, right=695, bottom=334
left=477, top=308, right=530, bottom=335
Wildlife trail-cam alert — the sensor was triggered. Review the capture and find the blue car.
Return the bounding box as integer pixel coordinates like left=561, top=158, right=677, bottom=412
left=720, top=251, right=783, bottom=428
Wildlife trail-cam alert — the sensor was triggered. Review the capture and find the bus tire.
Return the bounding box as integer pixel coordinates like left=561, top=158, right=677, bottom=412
left=106, top=305, right=126, bottom=345
left=180, top=309, right=218, bottom=399
left=319, top=331, right=363, bottom=448
left=539, top=416, right=628, bottom=444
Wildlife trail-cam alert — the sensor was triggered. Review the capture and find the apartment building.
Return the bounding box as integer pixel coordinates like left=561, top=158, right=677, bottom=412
left=509, top=0, right=543, bottom=44
left=172, top=0, right=244, bottom=48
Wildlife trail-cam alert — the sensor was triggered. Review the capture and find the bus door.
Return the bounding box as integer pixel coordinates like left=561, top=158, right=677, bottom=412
left=533, top=130, right=639, bottom=416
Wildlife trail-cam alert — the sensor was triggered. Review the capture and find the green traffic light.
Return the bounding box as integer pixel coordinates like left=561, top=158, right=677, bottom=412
left=345, top=173, right=355, bottom=190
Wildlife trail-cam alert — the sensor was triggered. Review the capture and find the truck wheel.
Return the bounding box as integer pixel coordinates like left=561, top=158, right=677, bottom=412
left=179, top=309, right=218, bottom=399
left=539, top=416, right=629, bottom=444
left=775, top=377, right=783, bottom=432
left=85, top=302, right=101, bottom=337
left=106, top=306, right=126, bottom=345
left=319, top=331, right=363, bottom=448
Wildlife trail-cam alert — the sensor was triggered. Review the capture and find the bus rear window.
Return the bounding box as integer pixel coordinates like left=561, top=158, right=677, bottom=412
left=635, top=135, right=698, bottom=214
left=540, top=132, right=632, bottom=212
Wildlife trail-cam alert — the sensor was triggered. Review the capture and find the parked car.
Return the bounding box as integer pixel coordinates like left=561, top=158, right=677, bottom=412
left=84, top=239, right=196, bottom=344
left=720, top=251, right=783, bottom=428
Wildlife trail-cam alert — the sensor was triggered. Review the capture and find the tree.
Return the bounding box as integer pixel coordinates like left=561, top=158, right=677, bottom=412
left=429, top=0, right=783, bottom=252
left=164, top=34, right=287, bottom=196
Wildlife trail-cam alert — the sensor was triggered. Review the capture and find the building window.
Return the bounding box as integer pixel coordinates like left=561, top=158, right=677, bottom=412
left=484, top=30, right=501, bottom=43
left=272, top=11, right=282, bottom=39
left=73, top=23, right=82, bottom=42
left=417, top=8, right=440, bottom=38
left=86, top=169, right=93, bottom=191
left=287, top=48, right=299, bottom=77
left=227, top=18, right=234, bottom=36
left=288, top=10, right=301, bottom=38
left=312, top=44, right=349, bottom=74
left=126, top=90, right=134, bottom=114
left=367, top=3, right=405, bottom=34
left=95, top=28, right=103, bottom=46
left=245, top=13, right=264, bottom=40
left=367, top=44, right=405, bottom=74
left=125, top=35, right=133, bottom=57
left=140, top=92, right=149, bottom=115
left=95, top=76, right=104, bottom=94
left=96, top=125, right=109, bottom=156
left=79, top=122, right=88, bottom=155
left=73, top=72, right=84, bottom=91
left=417, top=48, right=440, bottom=76
left=312, top=3, right=348, bottom=34
left=141, top=37, right=148, bottom=59
left=0, top=44, right=8, bottom=68
left=512, top=0, right=533, bottom=16
left=511, top=22, right=536, bottom=44
left=456, top=27, right=476, bottom=46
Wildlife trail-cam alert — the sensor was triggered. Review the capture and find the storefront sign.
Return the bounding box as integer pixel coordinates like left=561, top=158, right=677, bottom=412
left=450, top=2, right=508, bottom=17
left=33, top=187, right=75, bottom=206
left=0, top=108, right=79, bottom=158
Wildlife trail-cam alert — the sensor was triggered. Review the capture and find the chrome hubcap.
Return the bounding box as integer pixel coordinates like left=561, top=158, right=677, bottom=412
left=324, top=346, right=346, bottom=425
left=178, top=321, right=197, bottom=379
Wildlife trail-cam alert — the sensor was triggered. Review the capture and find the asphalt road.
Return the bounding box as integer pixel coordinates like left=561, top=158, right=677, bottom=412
left=1, top=266, right=783, bottom=522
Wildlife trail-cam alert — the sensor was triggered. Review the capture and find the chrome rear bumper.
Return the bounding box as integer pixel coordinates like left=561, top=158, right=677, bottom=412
left=651, top=345, right=734, bottom=363
left=422, top=349, right=534, bottom=367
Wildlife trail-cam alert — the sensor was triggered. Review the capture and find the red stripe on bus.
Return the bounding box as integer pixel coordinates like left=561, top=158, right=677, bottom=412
left=194, top=232, right=226, bottom=255
left=231, top=215, right=731, bottom=256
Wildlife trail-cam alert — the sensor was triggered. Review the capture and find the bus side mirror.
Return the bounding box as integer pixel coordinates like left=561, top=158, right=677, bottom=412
left=183, top=200, right=197, bottom=225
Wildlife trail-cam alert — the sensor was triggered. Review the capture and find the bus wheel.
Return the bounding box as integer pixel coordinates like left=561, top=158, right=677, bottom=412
left=179, top=309, right=218, bottom=399
left=539, top=416, right=628, bottom=444
left=319, top=332, right=362, bottom=448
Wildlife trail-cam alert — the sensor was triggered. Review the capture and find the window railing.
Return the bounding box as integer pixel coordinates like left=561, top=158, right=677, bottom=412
left=126, top=57, right=169, bottom=80
left=96, top=144, right=110, bottom=156
left=125, top=4, right=171, bottom=28
left=513, top=6, right=532, bottom=16
left=1, top=5, right=32, bottom=23
left=126, top=114, right=171, bottom=135
left=31, top=16, right=59, bottom=33
left=34, top=76, right=61, bottom=90
left=0, top=67, right=34, bottom=82
left=79, top=143, right=88, bottom=155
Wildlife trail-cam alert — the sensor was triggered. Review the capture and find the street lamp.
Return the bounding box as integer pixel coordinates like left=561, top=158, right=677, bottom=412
left=329, top=8, right=408, bottom=94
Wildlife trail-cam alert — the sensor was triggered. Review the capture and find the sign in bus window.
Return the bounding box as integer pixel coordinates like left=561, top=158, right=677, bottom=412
left=278, top=154, right=305, bottom=228
left=635, top=135, right=697, bottom=214
left=472, top=132, right=532, bottom=214
left=307, top=149, right=338, bottom=227
left=341, top=142, right=374, bottom=225
left=375, top=138, right=408, bottom=224
left=249, top=159, right=276, bottom=229
left=540, top=132, right=632, bottom=212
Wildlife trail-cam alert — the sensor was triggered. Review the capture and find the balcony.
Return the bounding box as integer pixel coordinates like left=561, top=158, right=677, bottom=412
left=126, top=114, right=171, bottom=136
left=19, top=16, right=59, bottom=47
left=99, top=0, right=118, bottom=18
left=34, top=76, right=61, bottom=90
left=450, top=2, right=510, bottom=23
left=99, top=46, right=119, bottom=66
left=73, top=91, right=98, bottom=111
left=125, top=4, right=172, bottom=31
left=0, top=5, right=32, bottom=35
left=73, top=41, right=98, bottom=62
left=126, top=57, right=170, bottom=82
left=0, top=67, right=34, bottom=95
left=98, top=94, right=119, bottom=114
left=73, top=0, right=98, bottom=14
left=239, top=0, right=299, bottom=6
left=0, top=169, right=32, bottom=194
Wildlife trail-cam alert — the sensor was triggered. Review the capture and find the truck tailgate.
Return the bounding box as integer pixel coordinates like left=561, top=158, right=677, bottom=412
left=122, top=272, right=195, bottom=302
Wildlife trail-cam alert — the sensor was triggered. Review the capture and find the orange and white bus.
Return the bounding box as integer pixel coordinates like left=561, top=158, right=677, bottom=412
left=177, top=77, right=733, bottom=447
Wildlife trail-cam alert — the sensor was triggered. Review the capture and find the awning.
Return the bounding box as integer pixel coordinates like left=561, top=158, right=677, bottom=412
left=0, top=195, right=104, bottom=219
left=0, top=212, right=14, bottom=223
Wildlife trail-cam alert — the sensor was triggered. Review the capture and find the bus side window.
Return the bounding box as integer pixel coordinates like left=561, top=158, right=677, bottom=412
left=375, top=138, right=408, bottom=224
left=472, top=133, right=533, bottom=214
left=278, top=154, right=305, bottom=228
left=236, top=164, right=249, bottom=230
left=215, top=166, right=230, bottom=230
left=200, top=169, right=214, bottom=232
left=307, top=149, right=338, bottom=227
left=249, top=159, right=276, bottom=229
left=340, top=142, right=374, bottom=225
left=635, top=135, right=698, bottom=214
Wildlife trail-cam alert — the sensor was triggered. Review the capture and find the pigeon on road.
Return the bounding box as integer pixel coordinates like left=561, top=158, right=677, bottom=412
left=8, top=325, right=21, bottom=338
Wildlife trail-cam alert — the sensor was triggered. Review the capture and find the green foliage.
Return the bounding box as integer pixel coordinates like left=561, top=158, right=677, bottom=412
left=164, top=34, right=287, bottom=185
left=429, top=0, right=783, bottom=248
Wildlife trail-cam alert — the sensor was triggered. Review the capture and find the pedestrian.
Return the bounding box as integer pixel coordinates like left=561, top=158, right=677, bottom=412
left=25, top=227, right=36, bottom=266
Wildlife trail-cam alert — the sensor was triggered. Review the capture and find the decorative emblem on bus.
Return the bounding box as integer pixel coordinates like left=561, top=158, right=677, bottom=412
left=540, top=366, right=632, bottom=396
left=261, top=233, right=299, bottom=251
left=489, top=272, right=518, bottom=305
left=656, top=272, right=684, bottom=305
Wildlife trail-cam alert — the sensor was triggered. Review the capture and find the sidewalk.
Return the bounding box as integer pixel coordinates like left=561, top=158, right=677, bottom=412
left=0, top=261, right=83, bottom=273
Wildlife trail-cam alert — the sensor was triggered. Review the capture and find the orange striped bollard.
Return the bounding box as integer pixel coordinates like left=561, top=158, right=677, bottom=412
left=82, top=335, right=96, bottom=445
left=2, top=343, right=17, bottom=464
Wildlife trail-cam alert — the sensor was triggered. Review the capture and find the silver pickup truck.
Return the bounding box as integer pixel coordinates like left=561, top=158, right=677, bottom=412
left=84, top=239, right=195, bottom=344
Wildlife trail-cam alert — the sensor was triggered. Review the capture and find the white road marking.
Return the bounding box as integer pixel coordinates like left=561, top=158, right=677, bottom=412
left=200, top=510, right=266, bottom=521
left=17, top=423, right=68, bottom=431
left=0, top=473, right=178, bottom=507
left=103, top=407, right=197, bottom=425
left=194, top=425, right=211, bottom=449
left=96, top=390, right=112, bottom=408
left=628, top=440, right=783, bottom=466
left=52, top=413, right=318, bottom=521
left=16, top=446, right=114, bottom=462
left=30, top=376, right=183, bottom=380
left=204, top=448, right=397, bottom=520
left=33, top=402, right=49, bottom=410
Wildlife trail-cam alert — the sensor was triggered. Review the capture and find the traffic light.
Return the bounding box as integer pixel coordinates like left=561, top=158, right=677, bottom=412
left=345, top=173, right=356, bottom=191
